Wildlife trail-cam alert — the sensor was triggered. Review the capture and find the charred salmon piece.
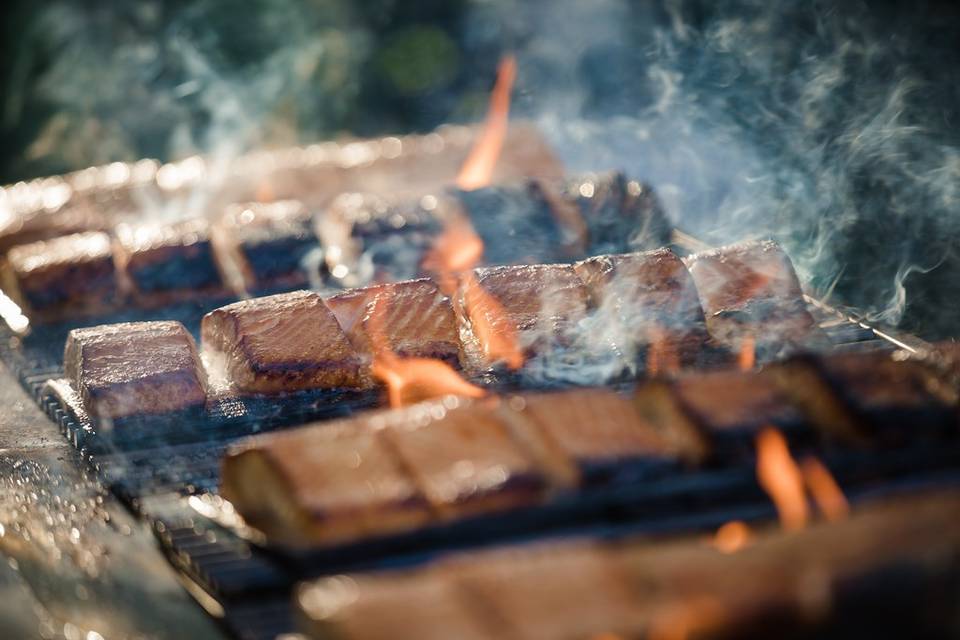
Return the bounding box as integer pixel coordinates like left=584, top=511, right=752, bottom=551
left=634, top=368, right=807, bottom=462
left=317, top=191, right=445, bottom=288
left=772, top=351, right=957, bottom=446
left=383, top=404, right=549, bottom=519
left=221, top=420, right=431, bottom=548
left=564, top=171, right=672, bottom=255
left=499, top=388, right=682, bottom=487
left=575, top=248, right=711, bottom=368
left=324, top=278, right=461, bottom=368
left=683, top=240, right=824, bottom=359
left=442, top=542, right=645, bottom=640
left=459, top=264, right=591, bottom=361
left=201, top=290, right=366, bottom=395
left=64, top=320, right=206, bottom=421
left=114, top=218, right=223, bottom=302
left=212, top=200, right=320, bottom=293
left=297, top=571, right=497, bottom=640
left=3, top=231, right=119, bottom=321
left=615, top=489, right=960, bottom=640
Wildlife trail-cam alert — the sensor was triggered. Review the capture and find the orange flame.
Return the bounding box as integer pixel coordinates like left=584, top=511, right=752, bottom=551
left=421, top=216, right=484, bottom=296
left=460, top=271, right=525, bottom=370
left=738, top=334, right=756, bottom=370
left=647, top=327, right=681, bottom=376
left=365, top=293, right=486, bottom=408
left=371, top=352, right=486, bottom=408
left=801, top=457, right=849, bottom=522
left=755, top=427, right=809, bottom=531
left=456, top=55, right=517, bottom=191
left=710, top=520, right=752, bottom=554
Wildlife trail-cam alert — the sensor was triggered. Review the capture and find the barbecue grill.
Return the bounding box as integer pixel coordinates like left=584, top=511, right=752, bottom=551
left=0, top=122, right=957, bottom=640
left=0, top=2, right=960, bottom=640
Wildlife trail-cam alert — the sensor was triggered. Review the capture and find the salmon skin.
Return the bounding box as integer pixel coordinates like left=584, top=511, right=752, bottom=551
left=201, top=290, right=367, bottom=395
left=64, top=320, right=206, bottom=421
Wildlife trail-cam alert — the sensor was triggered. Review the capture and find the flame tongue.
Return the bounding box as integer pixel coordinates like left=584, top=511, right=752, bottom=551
left=755, top=427, right=809, bottom=531
left=456, top=55, right=517, bottom=191
left=421, top=215, right=484, bottom=296
left=371, top=352, right=486, bottom=408
left=800, top=456, right=850, bottom=522
left=365, top=293, right=486, bottom=408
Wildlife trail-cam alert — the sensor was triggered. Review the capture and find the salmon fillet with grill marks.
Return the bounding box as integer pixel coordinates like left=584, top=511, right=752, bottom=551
left=683, top=240, right=824, bottom=360
left=64, top=320, right=206, bottom=420
left=383, top=404, right=548, bottom=519
left=221, top=419, right=431, bottom=547
left=499, top=388, right=683, bottom=485
left=634, top=368, right=806, bottom=461
left=459, top=264, right=591, bottom=361
left=4, top=231, right=119, bottom=321
left=575, top=248, right=710, bottom=369
left=324, top=278, right=461, bottom=368
left=297, top=571, right=498, bottom=640
left=201, top=290, right=366, bottom=394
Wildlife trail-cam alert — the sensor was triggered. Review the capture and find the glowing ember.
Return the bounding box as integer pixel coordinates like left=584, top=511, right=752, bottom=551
left=456, top=55, right=517, bottom=191
left=801, top=457, right=849, bottom=522
left=755, top=427, right=809, bottom=531
left=371, top=352, right=486, bottom=408
left=710, top=520, right=752, bottom=554
left=459, top=271, right=525, bottom=370
left=421, top=215, right=484, bottom=295
left=738, top=334, right=756, bottom=370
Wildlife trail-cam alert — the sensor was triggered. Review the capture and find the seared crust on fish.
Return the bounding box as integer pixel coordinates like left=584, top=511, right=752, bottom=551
left=325, top=278, right=461, bottom=368
left=459, top=264, right=590, bottom=359
left=575, top=248, right=710, bottom=368
left=4, top=231, right=119, bottom=321
left=115, top=218, right=224, bottom=304
left=201, top=290, right=366, bottom=394
left=684, top=240, right=823, bottom=359
left=221, top=419, right=431, bottom=547
left=64, top=320, right=206, bottom=420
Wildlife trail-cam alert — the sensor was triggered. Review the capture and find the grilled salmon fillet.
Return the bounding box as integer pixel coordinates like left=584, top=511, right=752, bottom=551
left=317, top=191, right=445, bottom=288
left=772, top=350, right=957, bottom=446
left=383, top=404, right=548, bottom=519
left=447, top=543, right=645, bottom=640
left=683, top=240, right=823, bottom=360
left=64, top=320, right=206, bottom=420
left=221, top=419, right=431, bottom=547
left=324, top=278, right=461, bottom=368
left=201, top=290, right=366, bottom=394
left=459, top=264, right=591, bottom=362
left=115, top=218, right=223, bottom=303
left=499, top=388, right=684, bottom=485
left=564, top=171, right=672, bottom=255
left=297, top=571, right=497, bottom=640
left=294, top=489, right=960, bottom=640
left=212, top=200, right=320, bottom=293
left=3, top=231, right=119, bottom=321
left=634, top=368, right=806, bottom=460
left=575, top=248, right=711, bottom=369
